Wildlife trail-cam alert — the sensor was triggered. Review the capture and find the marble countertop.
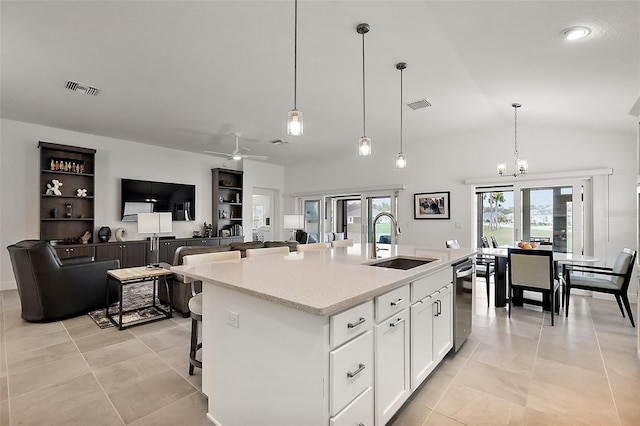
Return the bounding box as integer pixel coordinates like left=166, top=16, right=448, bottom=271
left=171, top=244, right=476, bottom=316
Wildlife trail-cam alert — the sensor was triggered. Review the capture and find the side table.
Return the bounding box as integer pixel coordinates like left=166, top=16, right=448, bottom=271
left=106, top=263, right=174, bottom=330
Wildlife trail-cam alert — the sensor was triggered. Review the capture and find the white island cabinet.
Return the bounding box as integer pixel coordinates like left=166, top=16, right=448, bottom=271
left=172, top=244, right=474, bottom=426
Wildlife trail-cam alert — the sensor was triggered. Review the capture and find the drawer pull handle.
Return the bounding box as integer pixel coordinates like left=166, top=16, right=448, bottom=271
left=390, top=298, right=404, bottom=307
left=389, top=318, right=404, bottom=327
left=347, top=317, right=366, bottom=328
left=347, top=363, right=366, bottom=378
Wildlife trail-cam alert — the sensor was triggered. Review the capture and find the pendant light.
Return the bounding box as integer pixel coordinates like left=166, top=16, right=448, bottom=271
left=395, top=62, right=407, bottom=169
left=287, top=0, right=303, bottom=136
left=357, top=23, right=371, bottom=156
left=497, top=103, right=528, bottom=177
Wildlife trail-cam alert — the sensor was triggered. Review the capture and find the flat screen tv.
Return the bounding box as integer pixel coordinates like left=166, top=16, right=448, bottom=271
left=121, top=178, right=195, bottom=222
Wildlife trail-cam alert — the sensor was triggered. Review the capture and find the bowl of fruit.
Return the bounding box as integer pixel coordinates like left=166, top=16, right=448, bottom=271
left=517, top=241, right=538, bottom=250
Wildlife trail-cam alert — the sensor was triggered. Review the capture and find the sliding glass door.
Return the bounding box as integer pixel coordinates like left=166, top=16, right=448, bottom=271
left=477, top=180, right=590, bottom=254
left=303, top=199, right=321, bottom=243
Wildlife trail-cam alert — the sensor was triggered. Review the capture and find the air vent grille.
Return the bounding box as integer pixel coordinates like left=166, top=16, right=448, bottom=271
left=270, top=139, right=289, bottom=145
left=407, top=99, right=432, bottom=110
left=65, top=80, right=100, bottom=96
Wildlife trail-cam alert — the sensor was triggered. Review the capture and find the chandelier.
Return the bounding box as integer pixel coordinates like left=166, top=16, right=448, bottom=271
left=497, top=103, right=528, bottom=177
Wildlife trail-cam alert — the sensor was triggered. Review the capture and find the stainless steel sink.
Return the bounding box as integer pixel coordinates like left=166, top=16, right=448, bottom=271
left=366, top=256, right=438, bottom=270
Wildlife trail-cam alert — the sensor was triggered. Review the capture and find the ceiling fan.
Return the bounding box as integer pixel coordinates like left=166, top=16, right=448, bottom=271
left=204, top=133, right=268, bottom=161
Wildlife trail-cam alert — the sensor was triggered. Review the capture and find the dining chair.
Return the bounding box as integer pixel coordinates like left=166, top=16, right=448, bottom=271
left=182, top=250, right=241, bottom=375
left=564, top=248, right=636, bottom=327
left=491, top=235, right=499, bottom=248
left=297, top=242, right=331, bottom=252
left=446, top=239, right=494, bottom=307
left=331, top=238, right=354, bottom=248
left=477, top=239, right=495, bottom=307
left=445, top=240, right=460, bottom=249
left=508, top=248, right=560, bottom=326
left=245, top=246, right=290, bottom=257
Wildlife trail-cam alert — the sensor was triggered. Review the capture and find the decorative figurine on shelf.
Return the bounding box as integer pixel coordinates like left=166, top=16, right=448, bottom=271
left=64, top=203, right=73, bottom=218
left=76, top=188, right=87, bottom=197
left=80, top=231, right=91, bottom=245
left=235, top=193, right=240, bottom=203
left=50, top=208, right=58, bottom=218
left=46, top=179, right=63, bottom=195
left=203, top=222, right=214, bottom=238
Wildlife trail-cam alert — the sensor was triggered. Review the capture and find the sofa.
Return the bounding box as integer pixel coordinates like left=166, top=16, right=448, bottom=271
left=6, top=240, right=120, bottom=322
left=160, top=240, right=298, bottom=316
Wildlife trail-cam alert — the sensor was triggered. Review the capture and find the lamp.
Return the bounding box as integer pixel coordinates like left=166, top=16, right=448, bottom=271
left=498, top=103, right=528, bottom=177
left=138, top=212, right=172, bottom=266
left=357, top=23, right=371, bottom=156
left=287, top=0, right=303, bottom=136
left=395, top=62, right=407, bottom=169
left=283, top=214, right=304, bottom=241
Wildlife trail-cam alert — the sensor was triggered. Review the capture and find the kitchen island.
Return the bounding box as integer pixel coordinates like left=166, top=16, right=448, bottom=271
left=172, top=244, right=475, bottom=426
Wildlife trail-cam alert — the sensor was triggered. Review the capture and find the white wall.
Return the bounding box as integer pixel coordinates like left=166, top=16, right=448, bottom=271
left=0, top=118, right=245, bottom=290
left=242, top=159, right=286, bottom=241
left=284, top=124, right=637, bottom=282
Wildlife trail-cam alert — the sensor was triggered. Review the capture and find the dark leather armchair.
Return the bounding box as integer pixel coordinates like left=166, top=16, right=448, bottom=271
left=7, top=240, right=120, bottom=322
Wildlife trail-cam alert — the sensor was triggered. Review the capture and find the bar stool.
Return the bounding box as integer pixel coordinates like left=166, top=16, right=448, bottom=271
left=182, top=250, right=241, bottom=375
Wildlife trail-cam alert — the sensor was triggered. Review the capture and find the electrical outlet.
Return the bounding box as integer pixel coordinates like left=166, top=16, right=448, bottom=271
left=225, top=310, right=239, bottom=328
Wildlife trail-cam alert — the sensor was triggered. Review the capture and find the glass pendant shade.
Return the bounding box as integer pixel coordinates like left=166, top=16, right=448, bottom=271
left=396, top=153, right=407, bottom=169
left=358, top=136, right=371, bottom=156
left=287, top=109, right=303, bottom=136
left=497, top=162, right=507, bottom=175
left=517, top=159, right=528, bottom=174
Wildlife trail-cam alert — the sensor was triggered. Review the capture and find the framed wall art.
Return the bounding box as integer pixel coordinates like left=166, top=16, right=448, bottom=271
left=414, top=191, right=450, bottom=220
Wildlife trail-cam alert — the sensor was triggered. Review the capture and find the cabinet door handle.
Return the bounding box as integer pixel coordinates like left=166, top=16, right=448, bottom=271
left=389, top=318, right=404, bottom=327
left=347, top=363, right=366, bottom=378
left=390, top=298, right=404, bottom=307
left=437, top=300, right=442, bottom=315
left=347, top=317, right=366, bottom=329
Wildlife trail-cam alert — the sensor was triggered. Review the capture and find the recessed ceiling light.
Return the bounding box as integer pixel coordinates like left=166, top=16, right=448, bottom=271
left=563, top=26, right=591, bottom=41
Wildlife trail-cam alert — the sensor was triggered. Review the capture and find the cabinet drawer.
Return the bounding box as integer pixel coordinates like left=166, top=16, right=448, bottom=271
left=330, top=386, right=374, bottom=426
left=411, top=268, right=452, bottom=303
left=330, top=301, right=373, bottom=348
left=376, top=285, right=410, bottom=322
left=329, top=330, right=373, bottom=416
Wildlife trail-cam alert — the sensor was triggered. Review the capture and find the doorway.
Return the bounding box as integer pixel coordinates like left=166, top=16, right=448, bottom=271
left=252, top=188, right=276, bottom=242
left=476, top=180, right=589, bottom=255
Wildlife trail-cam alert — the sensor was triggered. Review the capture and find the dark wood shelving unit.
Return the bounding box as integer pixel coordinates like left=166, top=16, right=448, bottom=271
left=38, top=141, right=96, bottom=244
left=212, top=168, right=244, bottom=238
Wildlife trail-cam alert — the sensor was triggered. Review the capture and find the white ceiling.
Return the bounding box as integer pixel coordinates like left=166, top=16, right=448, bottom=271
left=2, top=1, right=639, bottom=166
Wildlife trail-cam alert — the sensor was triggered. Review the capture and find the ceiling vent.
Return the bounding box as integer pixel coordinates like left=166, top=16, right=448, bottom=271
left=65, top=80, right=100, bottom=96
left=407, top=99, right=432, bottom=110
left=270, top=139, right=289, bottom=145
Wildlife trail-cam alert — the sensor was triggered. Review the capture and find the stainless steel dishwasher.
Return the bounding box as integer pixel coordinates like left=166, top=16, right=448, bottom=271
left=452, top=257, right=474, bottom=352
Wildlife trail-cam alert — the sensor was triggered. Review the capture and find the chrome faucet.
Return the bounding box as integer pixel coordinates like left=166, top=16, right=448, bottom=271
left=371, top=212, right=401, bottom=259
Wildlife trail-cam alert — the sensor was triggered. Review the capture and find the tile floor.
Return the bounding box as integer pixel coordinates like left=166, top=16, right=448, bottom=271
left=1, top=287, right=639, bottom=426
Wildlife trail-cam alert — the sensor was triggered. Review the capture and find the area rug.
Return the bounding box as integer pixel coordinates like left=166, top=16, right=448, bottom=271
left=88, top=282, right=170, bottom=329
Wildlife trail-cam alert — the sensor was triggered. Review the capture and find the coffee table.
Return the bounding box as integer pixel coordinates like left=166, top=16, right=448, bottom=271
left=106, top=263, right=173, bottom=330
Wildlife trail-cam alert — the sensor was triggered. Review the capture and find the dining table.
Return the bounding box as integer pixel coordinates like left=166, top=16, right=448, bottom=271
left=477, top=247, right=600, bottom=308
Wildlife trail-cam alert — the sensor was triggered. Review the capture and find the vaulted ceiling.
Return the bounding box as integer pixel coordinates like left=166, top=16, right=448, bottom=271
left=2, top=1, right=639, bottom=166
